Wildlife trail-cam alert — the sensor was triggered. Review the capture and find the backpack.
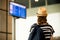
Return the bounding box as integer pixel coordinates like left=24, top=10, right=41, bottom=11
left=28, top=23, right=45, bottom=40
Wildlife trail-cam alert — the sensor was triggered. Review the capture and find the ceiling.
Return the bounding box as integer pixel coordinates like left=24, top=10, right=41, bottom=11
left=15, top=0, right=60, bottom=8
left=14, top=0, right=60, bottom=8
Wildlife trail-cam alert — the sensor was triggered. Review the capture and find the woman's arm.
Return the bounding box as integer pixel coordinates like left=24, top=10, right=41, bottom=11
left=50, top=35, right=54, bottom=40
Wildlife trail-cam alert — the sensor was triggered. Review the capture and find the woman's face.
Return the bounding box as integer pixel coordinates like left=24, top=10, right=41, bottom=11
left=37, top=16, right=47, bottom=24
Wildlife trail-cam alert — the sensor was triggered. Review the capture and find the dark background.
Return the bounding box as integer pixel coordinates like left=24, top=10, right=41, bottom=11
left=15, top=0, right=60, bottom=8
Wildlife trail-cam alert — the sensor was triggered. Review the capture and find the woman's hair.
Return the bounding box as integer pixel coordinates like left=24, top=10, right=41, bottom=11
left=37, top=16, right=47, bottom=25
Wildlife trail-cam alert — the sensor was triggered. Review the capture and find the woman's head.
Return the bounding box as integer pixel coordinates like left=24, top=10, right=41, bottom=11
left=37, top=16, right=47, bottom=25
left=37, top=7, right=48, bottom=25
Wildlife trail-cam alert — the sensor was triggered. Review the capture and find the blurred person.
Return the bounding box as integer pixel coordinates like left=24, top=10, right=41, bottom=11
left=28, top=7, right=55, bottom=40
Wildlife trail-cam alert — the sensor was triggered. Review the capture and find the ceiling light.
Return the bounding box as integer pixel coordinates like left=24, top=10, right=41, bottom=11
left=35, top=0, right=39, bottom=2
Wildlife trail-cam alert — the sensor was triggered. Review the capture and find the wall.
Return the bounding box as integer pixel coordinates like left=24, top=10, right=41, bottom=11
left=16, top=13, right=60, bottom=40
left=16, top=4, right=60, bottom=40
left=27, top=4, right=60, bottom=16
left=0, top=0, right=12, bottom=40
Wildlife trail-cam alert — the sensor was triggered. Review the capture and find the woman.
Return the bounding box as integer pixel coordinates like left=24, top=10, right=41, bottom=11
left=28, top=7, right=55, bottom=40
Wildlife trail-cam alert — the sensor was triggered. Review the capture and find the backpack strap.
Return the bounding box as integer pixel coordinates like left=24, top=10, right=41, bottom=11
left=30, top=23, right=37, bottom=32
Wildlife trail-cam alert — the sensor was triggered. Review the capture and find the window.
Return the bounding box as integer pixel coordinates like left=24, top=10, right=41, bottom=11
left=15, top=0, right=60, bottom=8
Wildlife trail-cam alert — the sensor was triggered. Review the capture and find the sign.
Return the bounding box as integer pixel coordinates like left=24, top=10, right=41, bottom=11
left=9, top=2, right=26, bottom=19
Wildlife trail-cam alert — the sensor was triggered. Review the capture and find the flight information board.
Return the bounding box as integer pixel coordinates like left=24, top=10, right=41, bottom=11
left=9, top=2, right=26, bottom=19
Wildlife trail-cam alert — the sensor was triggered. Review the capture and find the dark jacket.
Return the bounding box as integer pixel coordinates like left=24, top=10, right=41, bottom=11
left=28, top=23, right=45, bottom=40
left=28, top=23, right=55, bottom=40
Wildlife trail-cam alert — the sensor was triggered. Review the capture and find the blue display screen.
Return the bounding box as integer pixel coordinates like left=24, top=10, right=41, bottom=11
left=10, top=2, right=26, bottom=19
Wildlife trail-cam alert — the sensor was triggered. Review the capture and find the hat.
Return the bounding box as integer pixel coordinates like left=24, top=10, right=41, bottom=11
left=37, top=7, right=48, bottom=16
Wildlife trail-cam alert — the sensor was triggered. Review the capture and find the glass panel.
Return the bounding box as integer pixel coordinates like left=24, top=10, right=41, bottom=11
left=1, top=0, right=6, bottom=10
left=8, top=15, right=12, bottom=33
left=0, top=33, right=6, bottom=40
left=0, top=10, right=6, bottom=32
left=0, top=10, right=2, bottom=31
left=48, top=0, right=60, bottom=5
left=31, top=0, right=45, bottom=7
left=0, top=0, right=2, bottom=9
left=15, top=0, right=29, bottom=8
left=15, top=0, right=60, bottom=8
left=8, top=34, right=12, bottom=40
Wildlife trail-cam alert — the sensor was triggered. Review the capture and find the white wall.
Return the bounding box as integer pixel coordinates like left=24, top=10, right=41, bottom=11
left=27, top=4, right=60, bottom=16
left=16, top=13, right=60, bottom=40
